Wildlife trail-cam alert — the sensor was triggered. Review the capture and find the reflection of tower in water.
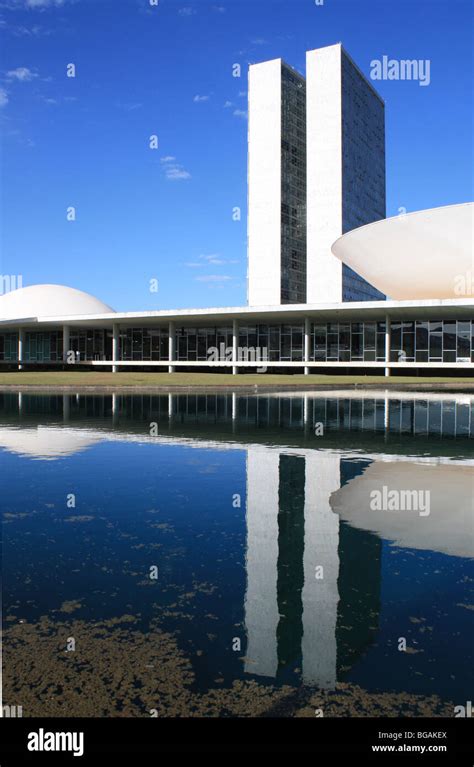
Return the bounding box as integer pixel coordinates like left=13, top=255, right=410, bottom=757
left=244, top=447, right=382, bottom=689
left=336, top=459, right=382, bottom=677
left=301, top=451, right=341, bottom=688
left=276, top=454, right=305, bottom=681
left=245, top=449, right=280, bottom=679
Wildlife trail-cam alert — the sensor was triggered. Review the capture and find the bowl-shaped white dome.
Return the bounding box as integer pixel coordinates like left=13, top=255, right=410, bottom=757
left=331, top=203, right=474, bottom=300
left=0, top=284, right=114, bottom=320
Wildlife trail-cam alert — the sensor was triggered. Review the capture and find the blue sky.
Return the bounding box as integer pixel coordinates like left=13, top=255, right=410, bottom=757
left=1, top=0, right=473, bottom=311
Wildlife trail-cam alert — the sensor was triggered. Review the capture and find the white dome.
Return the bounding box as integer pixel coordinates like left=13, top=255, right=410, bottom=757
left=331, top=202, right=474, bottom=300
left=0, top=284, right=114, bottom=320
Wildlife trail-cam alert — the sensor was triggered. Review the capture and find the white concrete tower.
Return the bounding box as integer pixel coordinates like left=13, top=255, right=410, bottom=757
left=247, top=59, right=283, bottom=307
left=247, top=59, right=307, bottom=305
left=306, top=44, right=386, bottom=303
left=306, top=44, right=343, bottom=303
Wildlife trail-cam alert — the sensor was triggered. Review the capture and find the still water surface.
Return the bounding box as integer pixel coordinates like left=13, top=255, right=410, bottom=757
left=2, top=390, right=473, bottom=717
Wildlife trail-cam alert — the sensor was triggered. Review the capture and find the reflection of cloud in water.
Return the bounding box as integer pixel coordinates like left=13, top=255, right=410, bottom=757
left=0, top=427, right=103, bottom=460
left=331, top=461, right=474, bottom=559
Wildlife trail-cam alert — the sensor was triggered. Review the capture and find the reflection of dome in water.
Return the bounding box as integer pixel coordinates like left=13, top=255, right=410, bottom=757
left=0, top=284, right=114, bottom=320
left=0, top=427, right=103, bottom=460
left=330, top=461, right=474, bottom=559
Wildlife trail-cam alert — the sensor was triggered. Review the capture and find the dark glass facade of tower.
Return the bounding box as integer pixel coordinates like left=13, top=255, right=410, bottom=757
left=341, top=50, right=386, bottom=301
left=280, top=64, right=307, bottom=304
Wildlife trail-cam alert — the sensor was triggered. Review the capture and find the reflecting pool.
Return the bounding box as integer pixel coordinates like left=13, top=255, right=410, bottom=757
left=1, top=390, right=473, bottom=717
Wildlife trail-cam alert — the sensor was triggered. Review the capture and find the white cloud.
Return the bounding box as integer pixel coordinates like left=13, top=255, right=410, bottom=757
left=187, top=254, right=236, bottom=268
left=116, top=101, right=142, bottom=111
left=233, top=108, right=248, bottom=119
left=0, top=87, right=9, bottom=107
left=193, top=94, right=209, bottom=103
left=224, top=100, right=233, bottom=108
left=27, top=0, right=65, bottom=6
left=0, top=0, right=69, bottom=8
left=11, top=24, right=51, bottom=36
left=239, top=91, right=247, bottom=97
left=165, top=165, right=191, bottom=181
left=40, top=95, right=76, bottom=105
left=251, top=38, right=268, bottom=46
left=7, top=66, right=37, bottom=81
left=166, top=167, right=191, bottom=180
left=195, top=275, right=232, bottom=283
left=178, top=6, right=195, bottom=16
left=160, top=155, right=191, bottom=181
left=213, top=5, right=225, bottom=12
left=200, top=254, right=225, bottom=265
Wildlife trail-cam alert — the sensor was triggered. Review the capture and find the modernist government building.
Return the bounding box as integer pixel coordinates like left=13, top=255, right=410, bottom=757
left=1, top=44, right=473, bottom=376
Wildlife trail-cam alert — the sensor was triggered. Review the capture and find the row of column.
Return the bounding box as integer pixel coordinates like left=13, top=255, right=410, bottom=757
left=16, top=316, right=392, bottom=376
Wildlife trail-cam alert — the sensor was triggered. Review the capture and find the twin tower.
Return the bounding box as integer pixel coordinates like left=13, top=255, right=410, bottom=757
left=247, top=43, right=386, bottom=306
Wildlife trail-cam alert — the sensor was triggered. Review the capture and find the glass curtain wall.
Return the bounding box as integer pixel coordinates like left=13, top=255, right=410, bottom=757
left=0, top=333, right=19, bottom=361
